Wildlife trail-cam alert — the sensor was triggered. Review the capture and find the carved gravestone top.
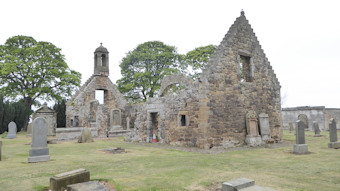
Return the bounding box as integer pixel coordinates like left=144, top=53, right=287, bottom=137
left=296, top=120, right=305, bottom=144
left=7, top=121, right=17, bottom=139
left=245, top=110, right=258, bottom=136
left=329, top=118, right=337, bottom=143
left=313, top=121, right=320, bottom=137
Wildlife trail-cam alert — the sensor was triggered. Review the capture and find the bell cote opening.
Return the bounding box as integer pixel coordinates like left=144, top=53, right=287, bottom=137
left=94, top=43, right=109, bottom=76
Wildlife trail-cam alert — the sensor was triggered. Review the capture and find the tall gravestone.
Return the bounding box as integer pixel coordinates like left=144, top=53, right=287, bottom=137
left=7, top=121, right=17, bottom=139
left=259, top=113, right=271, bottom=141
left=28, top=117, right=50, bottom=163
left=293, top=120, right=309, bottom=154
left=245, top=110, right=263, bottom=146
left=328, top=118, right=340, bottom=149
left=313, top=121, right=321, bottom=137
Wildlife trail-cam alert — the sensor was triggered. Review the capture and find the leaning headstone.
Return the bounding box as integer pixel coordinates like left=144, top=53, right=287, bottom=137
left=293, top=120, right=309, bottom=154
left=259, top=113, right=271, bottom=141
left=328, top=118, right=340, bottom=149
left=78, top=128, right=94, bottom=143
left=28, top=117, right=50, bottom=163
left=313, top=121, right=321, bottom=137
left=7, top=121, right=17, bottom=139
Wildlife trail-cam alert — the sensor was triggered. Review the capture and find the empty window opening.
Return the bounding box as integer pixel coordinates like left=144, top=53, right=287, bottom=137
left=101, top=54, right=106, bottom=67
left=95, top=90, right=104, bottom=104
left=70, top=119, right=74, bottom=127
left=239, top=55, right=252, bottom=82
left=180, top=115, right=186, bottom=126
left=95, top=55, right=98, bottom=66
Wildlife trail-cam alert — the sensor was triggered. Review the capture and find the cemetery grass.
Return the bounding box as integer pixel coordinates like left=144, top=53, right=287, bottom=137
left=0, top=131, right=339, bottom=191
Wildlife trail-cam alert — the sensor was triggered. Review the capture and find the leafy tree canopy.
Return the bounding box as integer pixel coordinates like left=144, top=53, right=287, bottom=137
left=0, top=35, right=81, bottom=129
left=183, top=45, right=217, bottom=79
left=117, top=41, right=182, bottom=103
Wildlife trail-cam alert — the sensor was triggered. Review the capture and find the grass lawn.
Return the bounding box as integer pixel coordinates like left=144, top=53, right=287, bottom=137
left=0, top=130, right=339, bottom=191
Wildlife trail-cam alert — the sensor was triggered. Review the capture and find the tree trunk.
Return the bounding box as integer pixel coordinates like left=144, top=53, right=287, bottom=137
left=23, top=97, right=33, bottom=131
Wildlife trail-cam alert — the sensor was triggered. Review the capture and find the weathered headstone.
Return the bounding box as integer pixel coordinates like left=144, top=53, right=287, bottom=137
left=50, top=168, right=90, bottom=191
left=293, top=120, right=308, bottom=154
left=78, top=128, right=94, bottom=143
left=328, top=118, right=340, bottom=149
left=289, top=122, right=294, bottom=133
left=28, top=117, right=50, bottom=163
left=222, top=178, right=255, bottom=191
left=245, top=110, right=263, bottom=146
left=313, top=121, right=321, bottom=137
left=259, top=113, right=271, bottom=141
left=0, top=141, right=2, bottom=161
left=7, top=121, right=17, bottom=139
left=110, top=109, right=121, bottom=130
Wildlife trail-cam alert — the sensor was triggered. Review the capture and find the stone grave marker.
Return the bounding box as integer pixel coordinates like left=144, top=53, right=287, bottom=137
left=328, top=118, right=340, bottom=149
left=28, top=117, right=50, bottom=163
left=313, top=121, right=321, bottom=137
left=245, top=110, right=263, bottom=146
left=67, top=181, right=107, bottom=191
left=289, top=122, right=294, bottom=133
left=293, top=120, right=308, bottom=154
left=259, top=113, right=271, bottom=141
left=50, top=168, right=90, bottom=191
left=7, top=121, right=17, bottom=139
left=0, top=141, right=2, bottom=161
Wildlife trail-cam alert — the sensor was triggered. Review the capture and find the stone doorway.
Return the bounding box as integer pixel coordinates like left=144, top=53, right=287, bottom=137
left=147, top=112, right=160, bottom=142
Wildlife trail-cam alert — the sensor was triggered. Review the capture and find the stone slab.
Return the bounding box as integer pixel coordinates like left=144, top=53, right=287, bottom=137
left=56, top=127, right=98, bottom=141
left=328, top=142, right=340, bottom=149
left=50, top=168, right=90, bottom=191
left=28, top=155, right=50, bottom=163
left=329, top=118, right=338, bottom=142
left=222, top=178, right=255, bottom=191
left=67, top=181, right=108, bottom=191
left=245, top=135, right=263, bottom=146
left=241, top=185, right=277, bottom=191
left=293, top=144, right=309, bottom=154
left=296, top=120, right=305, bottom=144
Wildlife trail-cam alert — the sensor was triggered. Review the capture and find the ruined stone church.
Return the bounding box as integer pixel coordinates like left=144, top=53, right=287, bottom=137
left=66, top=11, right=283, bottom=149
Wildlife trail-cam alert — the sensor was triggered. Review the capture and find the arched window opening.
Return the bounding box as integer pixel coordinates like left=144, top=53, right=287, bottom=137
left=101, top=54, right=106, bottom=67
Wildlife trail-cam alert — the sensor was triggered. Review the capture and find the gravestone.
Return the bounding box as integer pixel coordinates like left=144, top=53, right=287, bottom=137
left=313, top=121, right=321, bottom=137
left=328, top=118, right=340, bottom=149
left=67, top=181, right=107, bottom=191
left=259, top=113, right=271, bottom=141
left=7, top=121, right=17, bottom=139
left=32, top=102, right=57, bottom=136
left=0, top=141, right=2, bottom=161
left=78, top=128, right=94, bottom=143
left=245, top=110, right=263, bottom=146
left=110, top=109, right=121, bottom=130
left=50, top=168, right=90, bottom=191
left=293, top=120, right=308, bottom=154
left=289, top=122, right=294, bottom=133
left=28, top=117, right=50, bottom=163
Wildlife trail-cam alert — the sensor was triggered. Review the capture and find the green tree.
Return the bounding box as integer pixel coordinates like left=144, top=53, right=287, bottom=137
left=117, top=41, right=182, bottom=103
left=53, top=99, right=66, bottom=127
left=0, top=35, right=81, bottom=130
left=184, top=45, right=217, bottom=79
left=12, top=100, right=30, bottom=132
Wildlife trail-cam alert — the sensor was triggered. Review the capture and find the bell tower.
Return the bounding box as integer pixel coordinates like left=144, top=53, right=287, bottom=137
left=94, top=43, right=109, bottom=76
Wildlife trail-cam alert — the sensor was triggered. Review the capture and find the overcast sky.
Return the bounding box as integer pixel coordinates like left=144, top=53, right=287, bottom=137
left=1, top=0, right=340, bottom=108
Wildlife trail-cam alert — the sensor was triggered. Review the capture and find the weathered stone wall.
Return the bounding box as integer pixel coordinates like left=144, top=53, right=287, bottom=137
left=126, top=12, right=283, bottom=148
left=282, top=106, right=340, bottom=131
left=66, top=75, right=127, bottom=137
left=281, top=106, right=326, bottom=131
